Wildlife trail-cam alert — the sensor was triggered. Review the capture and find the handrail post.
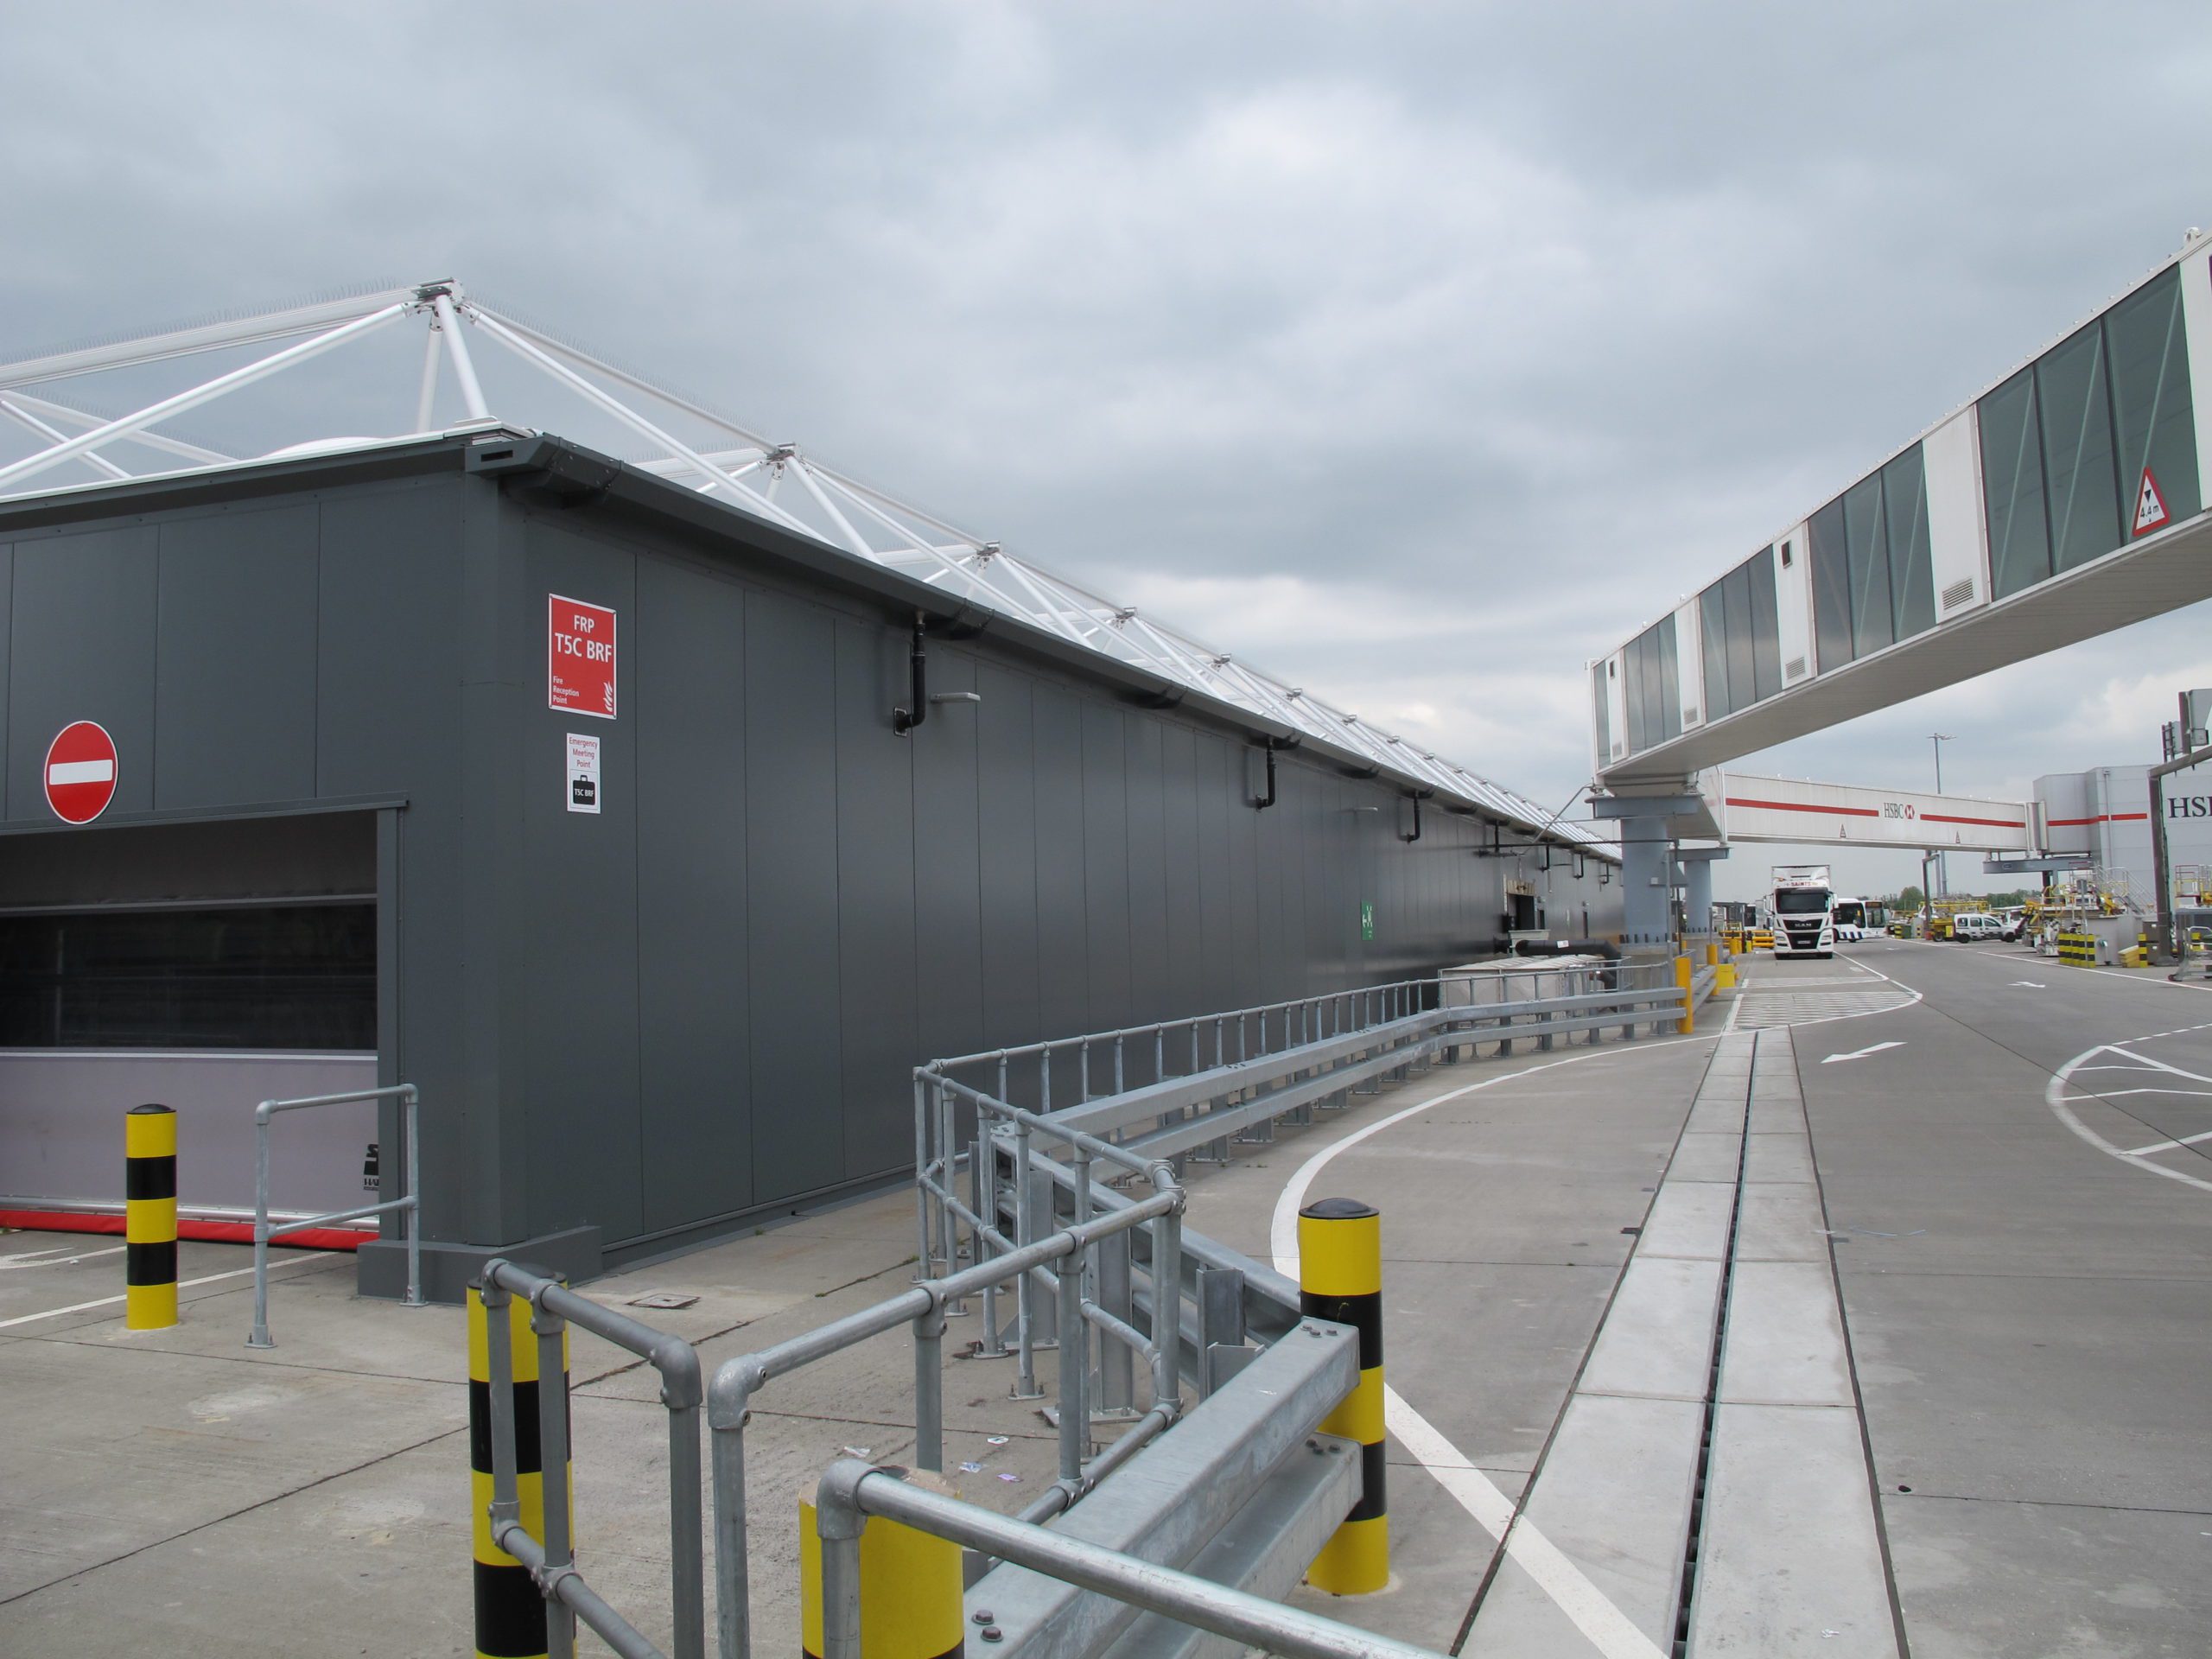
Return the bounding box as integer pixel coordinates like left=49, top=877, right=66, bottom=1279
left=1013, top=1122, right=1041, bottom=1400
left=403, top=1086, right=423, bottom=1308
left=913, top=1293, right=946, bottom=1473
left=248, top=1101, right=276, bottom=1348
left=531, top=1295, right=578, bottom=1659
left=1058, top=1237, right=1087, bottom=1480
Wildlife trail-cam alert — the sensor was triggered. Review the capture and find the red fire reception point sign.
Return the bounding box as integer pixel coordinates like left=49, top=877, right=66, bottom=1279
left=45, top=721, right=118, bottom=823
left=549, top=594, right=618, bottom=719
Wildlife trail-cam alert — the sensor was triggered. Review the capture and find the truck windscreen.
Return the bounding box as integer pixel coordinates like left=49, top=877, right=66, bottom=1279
left=1776, top=890, right=1831, bottom=914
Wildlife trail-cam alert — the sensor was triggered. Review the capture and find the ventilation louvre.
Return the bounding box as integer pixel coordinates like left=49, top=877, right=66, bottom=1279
left=1941, top=577, right=1977, bottom=611
left=1682, top=707, right=1700, bottom=727
left=1783, top=655, right=1808, bottom=681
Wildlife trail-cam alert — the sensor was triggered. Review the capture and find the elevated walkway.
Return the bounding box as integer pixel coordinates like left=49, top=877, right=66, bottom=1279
left=1595, top=232, right=2212, bottom=794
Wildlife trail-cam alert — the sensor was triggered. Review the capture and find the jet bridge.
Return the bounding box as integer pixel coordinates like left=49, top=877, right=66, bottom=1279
left=1594, top=231, right=2212, bottom=794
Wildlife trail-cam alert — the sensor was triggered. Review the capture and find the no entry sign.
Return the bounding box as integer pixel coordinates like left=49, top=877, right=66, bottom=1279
left=549, top=594, right=617, bottom=719
left=45, top=721, right=118, bottom=823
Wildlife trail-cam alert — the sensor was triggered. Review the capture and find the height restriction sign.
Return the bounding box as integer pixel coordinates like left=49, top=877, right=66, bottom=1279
left=549, top=594, right=617, bottom=718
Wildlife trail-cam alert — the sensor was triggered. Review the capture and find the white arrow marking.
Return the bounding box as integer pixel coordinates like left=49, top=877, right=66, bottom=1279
left=1822, top=1040, right=1905, bottom=1064
left=2011, top=980, right=2046, bottom=988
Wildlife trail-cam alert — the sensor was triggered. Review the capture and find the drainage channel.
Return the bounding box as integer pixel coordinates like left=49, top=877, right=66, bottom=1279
left=1669, top=1034, right=1755, bottom=1659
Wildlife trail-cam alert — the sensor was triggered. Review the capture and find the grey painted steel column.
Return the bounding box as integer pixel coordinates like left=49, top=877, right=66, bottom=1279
left=1622, top=820, right=1675, bottom=950
left=1683, top=855, right=1715, bottom=939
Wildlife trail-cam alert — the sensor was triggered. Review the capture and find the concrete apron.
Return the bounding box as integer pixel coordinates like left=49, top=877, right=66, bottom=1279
left=1468, top=1028, right=1900, bottom=1658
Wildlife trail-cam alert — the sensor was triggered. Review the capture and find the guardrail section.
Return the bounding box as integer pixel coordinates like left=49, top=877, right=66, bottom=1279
left=248, top=1082, right=422, bottom=1349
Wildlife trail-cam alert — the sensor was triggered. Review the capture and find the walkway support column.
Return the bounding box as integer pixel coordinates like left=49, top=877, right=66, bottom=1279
left=1677, top=846, right=1729, bottom=945
left=1591, top=794, right=1705, bottom=954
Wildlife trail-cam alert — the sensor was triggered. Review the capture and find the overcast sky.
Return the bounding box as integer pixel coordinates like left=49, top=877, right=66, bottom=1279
left=5, top=3, right=2209, bottom=899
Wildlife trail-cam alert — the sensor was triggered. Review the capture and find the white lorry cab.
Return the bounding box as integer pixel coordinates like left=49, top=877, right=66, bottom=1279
left=1770, top=865, right=1837, bottom=958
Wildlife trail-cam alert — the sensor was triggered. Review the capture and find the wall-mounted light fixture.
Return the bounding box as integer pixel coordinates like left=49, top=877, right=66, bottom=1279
left=1573, top=852, right=1587, bottom=880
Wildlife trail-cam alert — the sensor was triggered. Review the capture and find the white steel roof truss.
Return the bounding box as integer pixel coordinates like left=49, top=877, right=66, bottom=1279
left=0, top=283, right=1610, bottom=855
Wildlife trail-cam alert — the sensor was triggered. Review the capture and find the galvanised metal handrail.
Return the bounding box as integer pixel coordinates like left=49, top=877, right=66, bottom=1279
left=812, top=1458, right=1442, bottom=1659
left=480, top=1257, right=706, bottom=1659
left=706, top=1169, right=1187, bottom=1659
left=247, top=1082, right=421, bottom=1349
left=912, top=962, right=1684, bottom=1385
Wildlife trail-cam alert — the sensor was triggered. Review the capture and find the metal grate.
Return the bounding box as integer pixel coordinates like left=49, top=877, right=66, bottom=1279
left=1941, top=577, right=1976, bottom=610
left=1783, top=656, right=1808, bottom=680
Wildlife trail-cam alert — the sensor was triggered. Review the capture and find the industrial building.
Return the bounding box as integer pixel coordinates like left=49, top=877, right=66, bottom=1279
left=2036, top=760, right=2212, bottom=909
left=0, top=299, right=1618, bottom=1294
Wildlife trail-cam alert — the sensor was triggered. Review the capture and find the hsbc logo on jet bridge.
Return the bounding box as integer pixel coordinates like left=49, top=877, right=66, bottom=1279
left=2166, top=795, right=2212, bottom=818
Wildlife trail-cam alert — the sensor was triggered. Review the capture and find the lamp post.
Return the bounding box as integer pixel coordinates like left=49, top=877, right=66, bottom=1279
left=1929, top=733, right=1954, bottom=899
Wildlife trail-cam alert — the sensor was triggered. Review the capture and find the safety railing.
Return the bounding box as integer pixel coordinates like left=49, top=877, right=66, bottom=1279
left=248, top=1082, right=421, bottom=1349
left=478, top=1257, right=705, bottom=1659
left=810, top=1457, right=1441, bottom=1659
left=913, top=962, right=1688, bottom=1377
left=707, top=1151, right=1187, bottom=1659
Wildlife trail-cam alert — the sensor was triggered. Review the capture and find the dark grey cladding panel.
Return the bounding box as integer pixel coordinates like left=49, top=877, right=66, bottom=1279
left=745, top=588, right=843, bottom=1203
left=1123, top=716, right=1170, bottom=1025
left=154, top=504, right=320, bottom=811
left=835, top=619, right=919, bottom=1182
left=1192, top=730, right=1235, bottom=1007
left=518, top=520, right=643, bottom=1243
left=636, top=556, right=753, bottom=1232
left=1159, top=722, right=1203, bottom=1021
left=912, top=645, right=983, bottom=1070
left=7, top=524, right=157, bottom=823
left=316, top=482, right=466, bottom=799
left=1031, top=682, right=1088, bottom=1096
left=0, top=545, right=10, bottom=804
left=1080, top=702, right=1132, bottom=1037
left=0, top=812, right=373, bottom=906
left=975, top=662, right=1041, bottom=1057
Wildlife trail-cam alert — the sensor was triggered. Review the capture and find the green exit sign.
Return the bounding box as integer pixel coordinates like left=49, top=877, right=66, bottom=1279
left=1360, top=901, right=1375, bottom=941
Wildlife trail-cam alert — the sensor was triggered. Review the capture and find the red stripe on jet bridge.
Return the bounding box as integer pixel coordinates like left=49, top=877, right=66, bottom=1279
left=1725, top=796, right=1880, bottom=817
left=2047, top=813, right=2150, bottom=826
left=1921, top=812, right=2027, bottom=828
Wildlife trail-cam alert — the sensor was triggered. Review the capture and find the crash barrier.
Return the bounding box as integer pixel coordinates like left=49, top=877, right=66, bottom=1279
left=249, top=1082, right=423, bottom=1349
left=1297, top=1199, right=1387, bottom=1594
left=466, top=1171, right=1411, bottom=1658
left=912, top=963, right=1692, bottom=1339
left=710, top=1166, right=1187, bottom=1659
left=809, top=1459, right=1444, bottom=1659
left=2056, top=931, right=2100, bottom=966
left=125, top=1103, right=179, bottom=1331
left=478, top=1257, right=702, bottom=1659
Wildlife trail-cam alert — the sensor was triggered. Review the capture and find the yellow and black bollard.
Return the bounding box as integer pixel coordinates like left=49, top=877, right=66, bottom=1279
left=1299, top=1197, right=1388, bottom=1594
left=1675, top=954, right=1694, bottom=1034
left=124, top=1103, right=177, bottom=1330
left=801, top=1469, right=964, bottom=1659
left=467, top=1285, right=571, bottom=1659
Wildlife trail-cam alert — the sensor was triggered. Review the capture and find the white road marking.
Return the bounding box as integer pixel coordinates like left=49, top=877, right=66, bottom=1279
left=1821, top=1040, right=1905, bottom=1064
left=2119, top=1128, right=2212, bottom=1156
left=0, top=1255, right=324, bottom=1329
left=1267, top=1046, right=1681, bottom=1659
left=2046, top=1046, right=2212, bottom=1196
left=2011, top=981, right=2046, bottom=988
left=0, top=1243, right=125, bottom=1270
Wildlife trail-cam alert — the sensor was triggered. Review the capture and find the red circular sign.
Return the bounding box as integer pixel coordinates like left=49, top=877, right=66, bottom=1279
left=44, top=721, right=118, bottom=824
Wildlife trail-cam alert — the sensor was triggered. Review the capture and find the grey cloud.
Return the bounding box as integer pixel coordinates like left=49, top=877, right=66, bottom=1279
left=3, top=2, right=2209, bottom=849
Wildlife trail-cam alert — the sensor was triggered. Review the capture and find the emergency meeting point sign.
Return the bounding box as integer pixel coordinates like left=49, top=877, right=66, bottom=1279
left=45, top=721, right=118, bottom=824
left=549, top=594, right=617, bottom=718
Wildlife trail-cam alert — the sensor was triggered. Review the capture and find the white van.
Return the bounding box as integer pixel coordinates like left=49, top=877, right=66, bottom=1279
left=1951, top=912, right=2002, bottom=942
